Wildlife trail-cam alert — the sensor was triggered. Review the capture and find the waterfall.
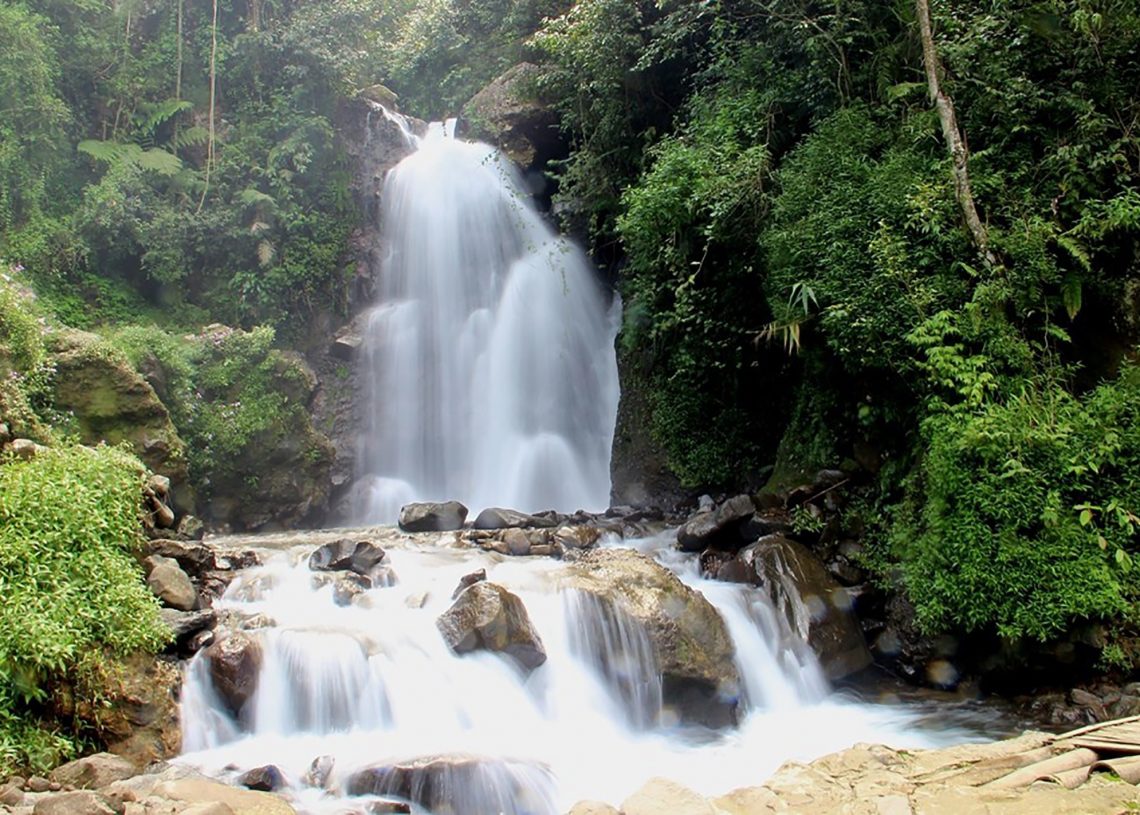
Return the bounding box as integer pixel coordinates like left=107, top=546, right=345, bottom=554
left=355, top=117, right=620, bottom=522
left=178, top=538, right=992, bottom=814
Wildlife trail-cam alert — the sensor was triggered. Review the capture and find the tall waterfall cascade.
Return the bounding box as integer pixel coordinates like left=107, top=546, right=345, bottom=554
left=355, top=115, right=620, bottom=522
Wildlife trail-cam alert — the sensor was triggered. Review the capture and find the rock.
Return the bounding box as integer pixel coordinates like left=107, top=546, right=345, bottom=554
left=398, top=501, right=468, bottom=532
left=147, top=490, right=176, bottom=529
left=451, top=569, right=486, bottom=599
left=312, top=571, right=373, bottom=606
left=346, top=755, right=552, bottom=815
left=1070, top=688, right=1107, bottom=720
left=367, top=801, right=412, bottom=814
left=308, top=538, right=387, bottom=579
left=0, top=781, right=23, bottom=807
left=204, top=632, right=263, bottom=720
left=360, top=84, right=399, bottom=108
left=676, top=494, right=756, bottom=552
left=52, top=653, right=182, bottom=769
left=552, top=525, right=601, bottom=550
left=621, top=778, right=715, bottom=815
left=176, top=514, right=206, bottom=541
left=152, top=779, right=295, bottom=814
left=437, top=582, right=547, bottom=671
left=565, top=548, right=740, bottom=725
left=741, top=536, right=873, bottom=681
left=48, top=330, right=191, bottom=512
left=567, top=803, right=620, bottom=815
left=0, top=421, right=9, bottom=443
left=302, top=755, right=334, bottom=789
left=330, top=325, right=364, bottom=360
left=26, top=777, right=55, bottom=792
left=32, top=791, right=114, bottom=815
left=49, top=753, right=136, bottom=790
left=148, top=539, right=215, bottom=578
left=501, top=528, right=531, bottom=556
left=461, top=63, right=560, bottom=169
left=146, top=555, right=199, bottom=611
left=472, top=507, right=557, bottom=529
left=237, top=765, right=287, bottom=792
left=5, top=438, right=42, bottom=460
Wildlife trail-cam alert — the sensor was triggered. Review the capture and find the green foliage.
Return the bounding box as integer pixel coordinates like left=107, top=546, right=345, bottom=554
left=0, top=442, right=169, bottom=774
left=894, top=365, right=1140, bottom=641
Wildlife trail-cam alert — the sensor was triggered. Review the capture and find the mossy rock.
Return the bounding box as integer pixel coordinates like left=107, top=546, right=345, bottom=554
left=48, top=330, right=192, bottom=511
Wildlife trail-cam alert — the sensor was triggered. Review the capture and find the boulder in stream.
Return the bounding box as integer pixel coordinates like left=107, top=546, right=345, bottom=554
left=741, top=535, right=872, bottom=681
left=346, top=755, right=554, bottom=815
left=564, top=548, right=740, bottom=726
left=473, top=506, right=557, bottom=529
left=204, top=631, right=263, bottom=721
left=399, top=501, right=469, bottom=532
left=308, top=538, right=386, bottom=576
left=436, top=582, right=547, bottom=671
left=676, top=494, right=757, bottom=552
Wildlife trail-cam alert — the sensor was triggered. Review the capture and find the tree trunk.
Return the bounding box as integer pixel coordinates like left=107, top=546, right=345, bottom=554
left=915, top=0, right=998, bottom=268
left=197, top=0, right=218, bottom=213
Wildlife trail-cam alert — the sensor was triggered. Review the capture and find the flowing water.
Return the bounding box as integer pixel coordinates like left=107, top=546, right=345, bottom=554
left=354, top=117, right=620, bottom=523
left=179, top=531, right=1010, bottom=814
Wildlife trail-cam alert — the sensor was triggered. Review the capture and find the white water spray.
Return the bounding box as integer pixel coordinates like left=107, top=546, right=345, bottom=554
left=179, top=537, right=995, bottom=814
left=355, top=117, right=620, bottom=522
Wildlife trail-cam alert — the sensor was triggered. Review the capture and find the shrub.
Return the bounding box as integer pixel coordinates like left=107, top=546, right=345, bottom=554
left=0, top=443, right=169, bottom=774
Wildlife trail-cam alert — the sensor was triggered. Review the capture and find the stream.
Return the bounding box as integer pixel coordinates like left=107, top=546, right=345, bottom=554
left=176, top=527, right=1021, bottom=814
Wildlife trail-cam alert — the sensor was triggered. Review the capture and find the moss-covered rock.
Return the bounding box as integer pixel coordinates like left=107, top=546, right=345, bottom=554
left=48, top=329, right=191, bottom=511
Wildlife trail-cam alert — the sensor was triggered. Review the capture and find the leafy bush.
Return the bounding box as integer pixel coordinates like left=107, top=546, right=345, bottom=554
left=894, top=363, right=1140, bottom=642
left=0, top=443, right=169, bottom=774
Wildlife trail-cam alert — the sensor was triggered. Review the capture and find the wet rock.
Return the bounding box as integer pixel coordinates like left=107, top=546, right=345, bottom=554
left=437, top=582, right=547, bottom=671
left=145, top=555, right=199, bottom=611
left=741, top=536, right=872, bottom=681
left=346, top=755, right=553, bottom=815
left=147, top=539, right=215, bottom=578
left=205, top=631, right=263, bottom=721
left=367, top=801, right=413, bottom=814
left=461, top=63, right=560, bottom=169
left=473, top=507, right=556, bottom=529
left=552, top=525, right=601, bottom=550
left=312, top=571, right=374, bottom=606
left=398, top=501, right=468, bottom=532
left=303, top=755, right=335, bottom=789
left=1070, top=688, right=1107, bottom=720
left=308, top=538, right=386, bottom=578
left=740, top=514, right=793, bottom=540
left=32, top=791, right=115, bottom=815
left=676, top=494, right=756, bottom=552
left=331, top=322, right=364, bottom=360
left=501, top=528, right=531, bottom=556
left=161, top=608, right=216, bottom=643
left=565, top=548, right=740, bottom=726
left=451, top=569, right=487, bottom=599
left=176, top=514, right=206, bottom=541
left=238, top=765, right=287, bottom=792
left=49, top=752, right=137, bottom=790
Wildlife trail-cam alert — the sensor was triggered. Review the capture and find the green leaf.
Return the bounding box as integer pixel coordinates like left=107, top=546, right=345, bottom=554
left=1061, top=273, right=1083, bottom=321
left=1080, top=508, right=1093, bottom=526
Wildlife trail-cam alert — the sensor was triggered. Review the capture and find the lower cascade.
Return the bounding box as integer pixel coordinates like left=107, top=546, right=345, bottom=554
left=179, top=533, right=993, bottom=814
left=354, top=120, right=621, bottom=523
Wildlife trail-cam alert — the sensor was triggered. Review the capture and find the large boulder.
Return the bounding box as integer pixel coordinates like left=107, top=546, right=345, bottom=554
left=31, top=791, right=115, bottom=815
left=399, top=501, right=468, bottom=532
left=437, top=582, right=547, bottom=671
left=676, top=494, right=757, bottom=552
left=49, top=753, right=136, bottom=790
left=472, top=507, right=557, bottom=530
left=146, top=555, right=198, bottom=611
left=204, top=631, right=263, bottom=721
left=461, top=63, right=561, bottom=170
left=741, top=536, right=873, bottom=681
left=346, top=755, right=554, bottom=815
left=563, top=548, right=740, bottom=725
left=308, top=538, right=387, bottom=578
left=48, top=330, right=191, bottom=512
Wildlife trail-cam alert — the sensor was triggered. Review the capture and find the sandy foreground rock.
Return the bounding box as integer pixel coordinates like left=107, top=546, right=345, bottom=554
left=571, top=732, right=1140, bottom=814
